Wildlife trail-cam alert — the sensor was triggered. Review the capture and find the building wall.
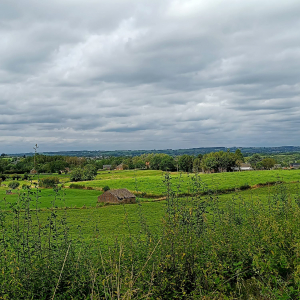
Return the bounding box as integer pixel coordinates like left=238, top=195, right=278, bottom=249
left=97, top=193, right=136, bottom=204
left=120, top=197, right=136, bottom=204
left=98, top=193, right=119, bottom=203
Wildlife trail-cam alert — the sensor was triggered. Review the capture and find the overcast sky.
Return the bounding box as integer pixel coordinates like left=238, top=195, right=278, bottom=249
left=1, top=0, right=300, bottom=153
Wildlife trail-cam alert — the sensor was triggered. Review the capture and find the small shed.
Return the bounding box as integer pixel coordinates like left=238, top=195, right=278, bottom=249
left=98, top=189, right=136, bottom=204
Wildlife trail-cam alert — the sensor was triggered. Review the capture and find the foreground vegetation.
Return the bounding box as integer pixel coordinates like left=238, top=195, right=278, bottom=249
left=1, top=170, right=300, bottom=299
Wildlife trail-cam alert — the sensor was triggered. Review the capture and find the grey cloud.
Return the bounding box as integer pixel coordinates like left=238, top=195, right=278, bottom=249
left=0, top=0, right=300, bottom=153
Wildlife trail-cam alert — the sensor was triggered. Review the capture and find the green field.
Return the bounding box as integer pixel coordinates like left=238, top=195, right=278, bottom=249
left=1, top=169, right=300, bottom=210
left=1, top=169, right=300, bottom=240
left=2, top=178, right=299, bottom=242
left=2, top=169, right=300, bottom=298
left=68, top=169, right=300, bottom=196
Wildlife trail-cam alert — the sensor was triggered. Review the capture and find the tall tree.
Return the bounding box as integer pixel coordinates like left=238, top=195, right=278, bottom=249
left=178, top=155, right=194, bottom=172
left=235, top=149, right=245, bottom=163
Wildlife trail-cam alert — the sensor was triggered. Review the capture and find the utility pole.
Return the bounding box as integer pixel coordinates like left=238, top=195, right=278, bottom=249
left=33, top=144, right=38, bottom=171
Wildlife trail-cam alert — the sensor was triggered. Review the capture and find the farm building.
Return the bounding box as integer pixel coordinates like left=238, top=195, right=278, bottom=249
left=103, top=165, right=112, bottom=170
left=290, top=163, right=300, bottom=169
left=116, top=163, right=124, bottom=170
left=98, top=189, right=136, bottom=204
left=232, top=163, right=253, bottom=171
left=30, top=168, right=37, bottom=174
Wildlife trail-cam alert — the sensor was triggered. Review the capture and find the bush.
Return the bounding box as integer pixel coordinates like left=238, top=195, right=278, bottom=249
left=22, top=184, right=31, bottom=190
left=69, top=183, right=85, bottom=189
left=39, top=177, right=59, bottom=188
left=240, top=183, right=250, bottom=190
left=0, top=174, right=7, bottom=181
left=69, top=168, right=83, bottom=181
left=22, top=172, right=29, bottom=180
left=8, top=181, right=20, bottom=189
left=10, top=174, right=21, bottom=181
left=103, top=185, right=110, bottom=192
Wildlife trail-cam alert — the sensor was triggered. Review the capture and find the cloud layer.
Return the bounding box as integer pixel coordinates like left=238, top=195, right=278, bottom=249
left=1, top=0, right=300, bottom=153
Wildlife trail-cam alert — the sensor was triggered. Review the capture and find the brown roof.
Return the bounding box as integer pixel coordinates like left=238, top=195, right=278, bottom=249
left=106, top=189, right=135, bottom=200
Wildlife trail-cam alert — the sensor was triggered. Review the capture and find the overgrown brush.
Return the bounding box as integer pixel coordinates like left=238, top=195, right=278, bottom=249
left=1, top=173, right=300, bottom=299
left=39, top=176, right=60, bottom=188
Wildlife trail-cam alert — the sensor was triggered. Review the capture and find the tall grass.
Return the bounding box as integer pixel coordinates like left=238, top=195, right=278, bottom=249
left=1, top=173, right=300, bottom=299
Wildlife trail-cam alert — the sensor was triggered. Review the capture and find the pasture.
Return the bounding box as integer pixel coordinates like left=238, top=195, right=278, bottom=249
left=2, top=169, right=300, bottom=298
left=67, top=168, right=300, bottom=197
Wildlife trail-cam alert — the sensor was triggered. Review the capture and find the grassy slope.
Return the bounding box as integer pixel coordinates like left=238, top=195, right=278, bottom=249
left=0, top=187, right=101, bottom=209
left=67, top=169, right=300, bottom=196
left=1, top=169, right=300, bottom=209
left=2, top=182, right=299, bottom=243
left=1, top=169, right=300, bottom=243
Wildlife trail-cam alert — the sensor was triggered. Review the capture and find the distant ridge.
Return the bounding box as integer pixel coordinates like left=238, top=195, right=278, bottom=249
left=8, top=146, right=300, bottom=157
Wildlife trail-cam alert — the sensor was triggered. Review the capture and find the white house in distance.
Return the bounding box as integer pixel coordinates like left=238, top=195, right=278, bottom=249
left=232, top=163, right=253, bottom=171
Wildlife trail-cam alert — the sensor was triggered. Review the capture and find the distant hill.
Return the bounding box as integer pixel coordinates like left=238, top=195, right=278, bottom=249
left=8, top=146, right=300, bottom=158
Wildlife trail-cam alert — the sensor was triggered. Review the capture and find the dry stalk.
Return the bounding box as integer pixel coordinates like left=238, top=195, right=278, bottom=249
left=51, top=243, right=71, bottom=300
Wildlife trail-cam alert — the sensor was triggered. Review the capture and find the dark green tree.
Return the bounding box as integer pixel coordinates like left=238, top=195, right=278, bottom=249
left=261, top=158, right=276, bottom=170
left=178, top=155, right=194, bottom=172
left=69, top=168, right=84, bottom=181
left=235, top=149, right=245, bottom=163
left=248, top=154, right=262, bottom=169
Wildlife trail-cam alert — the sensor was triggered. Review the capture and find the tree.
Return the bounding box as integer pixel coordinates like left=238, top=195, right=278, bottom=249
left=248, top=154, right=262, bottom=169
left=201, top=151, right=237, bottom=173
left=201, top=153, right=219, bottom=173
left=178, top=155, right=194, bottom=172
left=82, top=164, right=98, bottom=180
left=261, top=158, right=276, bottom=170
left=193, top=158, right=202, bottom=172
left=159, top=155, right=176, bottom=171
left=235, top=149, right=245, bottom=163
left=69, top=168, right=83, bottom=181
left=134, top=160, right=145, bottom=169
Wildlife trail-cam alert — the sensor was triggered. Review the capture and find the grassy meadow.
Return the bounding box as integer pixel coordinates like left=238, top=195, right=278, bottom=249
left=67, top=169, right=300, bottom=197
left=2, top=169, right=300, bottom=299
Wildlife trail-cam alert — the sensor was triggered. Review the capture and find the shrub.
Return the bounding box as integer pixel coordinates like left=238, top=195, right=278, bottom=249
left=8, top=181, right=20, bottom=189
left=22, top=184, right=31, bottom=190
left=22, top=172, right=29, bottom=180
left=69, top=183, right=85, bottom=189
left=10, top=174, right=21, bottom=181
left=103, top=185, right=110, bottom=192
left=39, top=177, right=59, bottom=188
left=240, top=183, right=250, bottom=190
left=0, top=174, right=6, bottom=181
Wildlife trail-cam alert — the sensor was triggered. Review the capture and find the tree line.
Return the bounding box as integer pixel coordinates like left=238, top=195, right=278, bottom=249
left=0, top=150, right=280, bottom=177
